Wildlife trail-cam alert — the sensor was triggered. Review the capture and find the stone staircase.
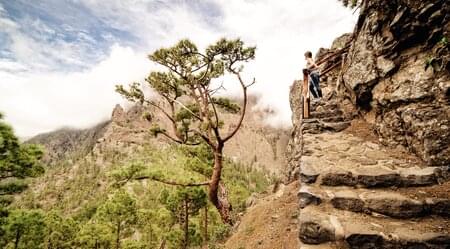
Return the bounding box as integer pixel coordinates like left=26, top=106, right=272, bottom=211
left=297, top=99, right=450, bottom=248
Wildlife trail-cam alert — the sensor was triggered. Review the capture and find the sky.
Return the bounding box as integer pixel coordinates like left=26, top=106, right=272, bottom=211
left=0, top=0, right=357, bottom=138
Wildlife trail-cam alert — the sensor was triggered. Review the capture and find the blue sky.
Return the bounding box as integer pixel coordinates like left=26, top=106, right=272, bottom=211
left=0, top=0, right=357, bottom=137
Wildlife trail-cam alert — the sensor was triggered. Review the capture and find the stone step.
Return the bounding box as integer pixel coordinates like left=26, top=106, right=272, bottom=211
left=310, top=102, right=339, bottom=112
left=300, top=160, right=449, bottom=187
left=303, top=116, right=346, bottom=123
left=298, top=185, right=450, bottom=218
left=302, top=121, right=351, bottom=134
left=298, top=205, right=450, bottom=248
left=310, top=109, right=343, bottom=119
left=300, top=242, right=346, bottom=249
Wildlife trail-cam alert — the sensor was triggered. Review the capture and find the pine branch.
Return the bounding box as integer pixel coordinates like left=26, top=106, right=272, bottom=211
left=223, top=72, right=255, bottom=143
left=125, top=175, right=210, bottom=187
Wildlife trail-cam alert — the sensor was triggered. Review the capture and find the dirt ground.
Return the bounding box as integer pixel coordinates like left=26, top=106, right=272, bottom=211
left=224, top=181, right=301, bottom=249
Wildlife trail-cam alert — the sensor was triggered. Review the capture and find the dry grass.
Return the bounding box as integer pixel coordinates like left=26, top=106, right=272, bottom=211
left=224, top=181, right=300, bottom=249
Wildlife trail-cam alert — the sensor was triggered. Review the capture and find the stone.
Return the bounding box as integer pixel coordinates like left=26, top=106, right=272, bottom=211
left=331, top=191, right=365, bottom=213
left=376, top=56, right=396, bottom=77
left=300, top=160, right=320, bottom=184
left=345, top=234, right=384, bottom=249
left=321, top=171, right=357, bottom=187
left=429, top=199, right=450, bottom=217
left=354, top=166, right=400, bottom=188
left=357, top=173, right=400, bottom=187
left=299, top=210, right=335, bottom=244
left=399, top=167, right=438, bottom=186
left=361, top=192, right=425, bottom=218
left=298, top=186, right=322, bottom=208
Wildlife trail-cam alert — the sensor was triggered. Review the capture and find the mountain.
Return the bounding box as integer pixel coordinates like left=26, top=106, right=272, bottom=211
left=27, top=97, right=290, bottom=176
left=11, top=96, right=290, bottom=248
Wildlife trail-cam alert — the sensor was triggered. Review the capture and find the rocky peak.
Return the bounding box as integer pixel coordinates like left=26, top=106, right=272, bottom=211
left=111, top=104, right=126, bottom=124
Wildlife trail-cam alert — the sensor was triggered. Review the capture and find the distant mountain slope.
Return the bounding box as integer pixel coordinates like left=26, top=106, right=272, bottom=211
left=28, top=97, right=290, bottom=175
left=27, top=121, right=110, bottom=165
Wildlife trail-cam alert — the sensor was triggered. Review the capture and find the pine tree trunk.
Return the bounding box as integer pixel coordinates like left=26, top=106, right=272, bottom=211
left=203, top=205, right=208, bottom=248
left=116, top=222, right=121, bottom=249
left=208, top=144, right=233, bottom=225
left=183, top=198, right=189, bottom=249
left=14, top=229, right=21, bottom=249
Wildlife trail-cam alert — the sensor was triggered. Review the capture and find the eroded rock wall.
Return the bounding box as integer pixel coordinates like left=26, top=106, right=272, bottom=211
left=339, top=0, right=449, bottom=165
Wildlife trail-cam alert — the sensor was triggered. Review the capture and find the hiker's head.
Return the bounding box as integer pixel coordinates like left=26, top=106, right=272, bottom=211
left=304, top=51, right=313, bottom=59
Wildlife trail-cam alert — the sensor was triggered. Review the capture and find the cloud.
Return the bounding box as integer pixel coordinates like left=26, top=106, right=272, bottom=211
left=0, top=45, right=150, bottom=137
left=216, top=0, right=357, bottom=127
left=0, top=0, right=357, bottom=137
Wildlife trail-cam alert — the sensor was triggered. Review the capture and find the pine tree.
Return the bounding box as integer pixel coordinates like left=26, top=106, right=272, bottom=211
left=97, top=190, right=138, bottom=249
left=44, top=211, right=78, bottom=249
left=0, top=113, right=45, bottom=246
left=75, top=221, right=113, bottom=249
left=2, top=209, right=46, bottom=249
left=0, top=113, right=44, bottom=206
left=160, top=187, right=207, bottom=249
left=116, top=38, right=256, bottom=224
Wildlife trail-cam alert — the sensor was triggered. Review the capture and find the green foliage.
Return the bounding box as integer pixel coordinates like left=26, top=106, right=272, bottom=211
left=440, top=37, right=449, bottom=47
left=160, top=187, right=207, bottom=218
left=75, top=221, right=113, bottom=248
left=116, top=38, right=255, bottom=147
left=0, top=113, right=45, bottom=247
left=12, top=143, right=271, bottom=248
left=212, top=97, right=241, bottom=114
left=44, top=211, right=78, bottom=249
left=0, top=117, right=44, bottom=180
left=160, top=187, right=207, bottom=248
left=97, top=190, right=138, bottom=249
left=149, top=124, right=166, bottom=137
left=1, top=209, right=46, bottom=249
left=338, top=0, right=361, bottom=8
left=0, top=114, right=45, bottom=205
left=425, top=36, right=450, bottom=72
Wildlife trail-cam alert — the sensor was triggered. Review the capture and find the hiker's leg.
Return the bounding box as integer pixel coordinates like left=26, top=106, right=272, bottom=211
left=309, top=78, right=319, bottom=98
left=312, top=73, right=322, bottom=98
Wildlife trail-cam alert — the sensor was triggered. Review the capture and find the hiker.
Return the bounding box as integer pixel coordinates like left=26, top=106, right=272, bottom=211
left=304, top=51, right=322, bottom=99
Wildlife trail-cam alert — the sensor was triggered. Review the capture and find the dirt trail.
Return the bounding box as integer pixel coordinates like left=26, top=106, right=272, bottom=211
left=224, top=182, right=300, bottom=249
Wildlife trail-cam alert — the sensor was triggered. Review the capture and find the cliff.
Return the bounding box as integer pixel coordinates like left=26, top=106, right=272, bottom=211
left=338, top=0, right=449, bottom=165
left=287, top=1, right=450, bottom=247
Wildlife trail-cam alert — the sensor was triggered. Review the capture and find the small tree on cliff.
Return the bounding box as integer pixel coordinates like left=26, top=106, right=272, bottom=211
left=338, top=0, right=362, bottom=8
left=116, top=38, right=256, bottom=224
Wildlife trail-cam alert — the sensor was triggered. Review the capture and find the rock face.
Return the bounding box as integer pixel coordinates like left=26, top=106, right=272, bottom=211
left=339, top=0, right=450, bottom=165
left=27, top=121, right=110, bottom=164
left=292, top=93, right=450, bottom=249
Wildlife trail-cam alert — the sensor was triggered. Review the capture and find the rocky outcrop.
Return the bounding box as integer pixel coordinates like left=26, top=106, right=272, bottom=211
left=27, top=121, right=110, bottom=164
left=339, top=0, right=450, bottom=165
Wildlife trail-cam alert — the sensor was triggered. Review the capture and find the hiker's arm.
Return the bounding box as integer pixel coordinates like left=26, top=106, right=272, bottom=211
left=307, top=58, right=319, bottom=70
